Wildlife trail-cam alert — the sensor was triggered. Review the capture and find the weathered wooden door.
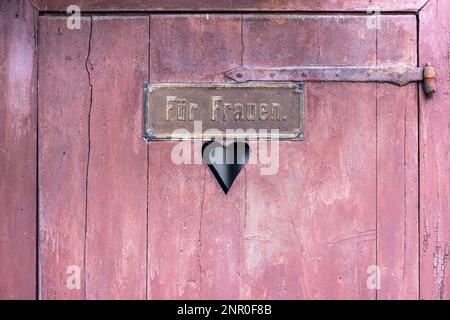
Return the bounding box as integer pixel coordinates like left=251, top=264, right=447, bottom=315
left=37, top=13, right=417, bottom=300
left=3, top=0, right=450, bottom=300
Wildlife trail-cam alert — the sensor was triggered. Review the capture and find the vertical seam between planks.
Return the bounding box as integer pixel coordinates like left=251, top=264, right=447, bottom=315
left=240, top=14, right=244, bottom=66
left=417, top=82, right=422, bottom=300
left=146, top=145, right=149, bottom=300
left=416, top=11, right=422, bottom=300
left=403, top=86, right=408, bottom=297
left=83, top=15, right=93, bottom=301
left=146, top=140, right=149, bottom=300
left=146, top=14, right=151, bottom=301
left=244, top=167, right=248, bottom=229
left=240, top=166, right=248, bottom=298
left=35, top=7, right=40, bottom=301
left=375, top=21, right=379, bottom=300
left=375, top=83, right=379, bottom=301
left=240, top=15, right=245, bottom=297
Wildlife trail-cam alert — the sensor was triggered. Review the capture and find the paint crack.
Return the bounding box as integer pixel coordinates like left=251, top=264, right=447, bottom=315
left=83, top=16, right=93, bottom=300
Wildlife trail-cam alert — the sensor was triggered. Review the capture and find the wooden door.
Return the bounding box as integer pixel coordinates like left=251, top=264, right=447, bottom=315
left=2, top=0, right=449, bottom=301
left=36, top=13, right=417, bottom=300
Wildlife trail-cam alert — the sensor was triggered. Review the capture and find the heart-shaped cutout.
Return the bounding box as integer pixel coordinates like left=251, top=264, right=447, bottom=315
left=202, top=141, right=250, bottom=194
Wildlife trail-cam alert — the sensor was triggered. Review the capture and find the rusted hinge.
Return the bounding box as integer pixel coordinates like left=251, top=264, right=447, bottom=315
left=225, top=64, right=437, bottom=96
left=423, top=63, right=437, bottom=96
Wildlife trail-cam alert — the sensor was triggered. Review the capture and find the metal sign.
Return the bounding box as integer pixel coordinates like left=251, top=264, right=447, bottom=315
left=144, top=83, right=304, bottom=141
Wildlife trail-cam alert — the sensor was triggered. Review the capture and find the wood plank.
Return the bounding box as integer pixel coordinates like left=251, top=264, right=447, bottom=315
left=31, top=0, right=428, bottom=12
left=243, top=12, right=379, bottom=300
left=243, top=83, right=377, bottom=299
left=38, top=16, right=91, bottom=300
left=148, top=142, right=245, bottom=299
left=240, top=13, right=420, bottom=300
left=149, top=15, right=241, bottom=83
left=148, top=143, right=204, bottom=299
left=0, top=0, right=37, bottom=300
left=243, top=15, right=419, bottom=68
left=419, top=0, right=450, bottom=300
left=376, top=16, right=417, bottom=65
left=85, top=16, right=149, bottom=299
left=376, top=16, right=419, bottom=300
left=148, top=15, right=243, bottom=299
left=199, top=158, right=245, bottom=299
left=33, top=11, right=425, bottom=301
left=376, top=84, right=418, bottom=300
left=243, top=15, right=380, bottom=68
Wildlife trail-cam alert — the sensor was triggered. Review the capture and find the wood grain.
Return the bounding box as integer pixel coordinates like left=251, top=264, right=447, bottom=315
left=33, top=11, right=431, bottom=300
left=149, top=15, right=241, bottom=83
left=199, top=158, right=245, bottom=299
left=38, top=16, right=91, bottom=299
left=241, top=14, right=420, bottom=300
left=148, top=143, right=204, bottom=299
left=30, top=0, right=429, bottom=12
left=240, top=14, right=386, bottom=299
left=419, top=0, right=450, bottom=300
left=84, top=16, right=149, bottom=299
left=376, top=84, right=418, bottom=300
left=148, top=15, right=243, bottom=299
left=0, top=0, right=37, bottom=300
left=376, top=16, right=419, bottom=300
left=39, top=16, right=149, bottom=300
left=243, top=15, right=379, bottom=67
left=243, top=83, right=377, bottom=299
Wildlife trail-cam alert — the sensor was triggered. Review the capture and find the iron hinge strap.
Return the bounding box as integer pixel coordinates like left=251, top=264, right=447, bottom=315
left=226, top=64, right=437, bottom=96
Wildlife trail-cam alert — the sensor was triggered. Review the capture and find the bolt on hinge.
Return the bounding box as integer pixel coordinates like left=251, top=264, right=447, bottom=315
left=423, top=63, right=437, bottom=96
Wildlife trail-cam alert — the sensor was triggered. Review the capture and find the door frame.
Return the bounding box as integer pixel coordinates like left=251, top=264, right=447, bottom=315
left=1, top=0, right=448, bottom=300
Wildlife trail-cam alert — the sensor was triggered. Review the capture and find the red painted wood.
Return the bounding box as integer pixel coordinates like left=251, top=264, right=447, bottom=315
left=376, top=16, right=419, bottom=300
left=38, top=17, right=91, bottom=299
left=242, top=15, right=380, bottom=299
left=243, top=15, right=379, bottom=67
left=148, top=143, right=204, bottom=299
left=149, top=15, right=241, bottom=83
left=419, top=0, right=450, bottom=300
left=0, top=0, right=37, bottom=300
left=148, top=15, right=243, bottom=299
left=148, top=143, right=246, bottom=299
left=84, top=16, right=149, bottom=299
left=30, top=0, right=428, bottom=12
left=198, top=163, right=245, bottom=299
left=39, top=16, right=149, bottom=300
left=145, top=14, right=419, bottom=300
left=376, top=84, right=419, bottom=300
left=244, top=14, right=420, bottom=299
left=35, top=12, right=426, bottom=300
left=244, top=83, right=377, bottom=299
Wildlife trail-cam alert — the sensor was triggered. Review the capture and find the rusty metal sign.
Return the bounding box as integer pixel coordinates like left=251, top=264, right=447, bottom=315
left=144, top=83, right=304, bottom=141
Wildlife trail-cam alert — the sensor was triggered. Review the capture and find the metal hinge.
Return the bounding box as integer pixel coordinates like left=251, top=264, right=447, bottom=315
left=226, top=64, right=437, bottom=96
left=423, top=63, right=437, bottom=96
